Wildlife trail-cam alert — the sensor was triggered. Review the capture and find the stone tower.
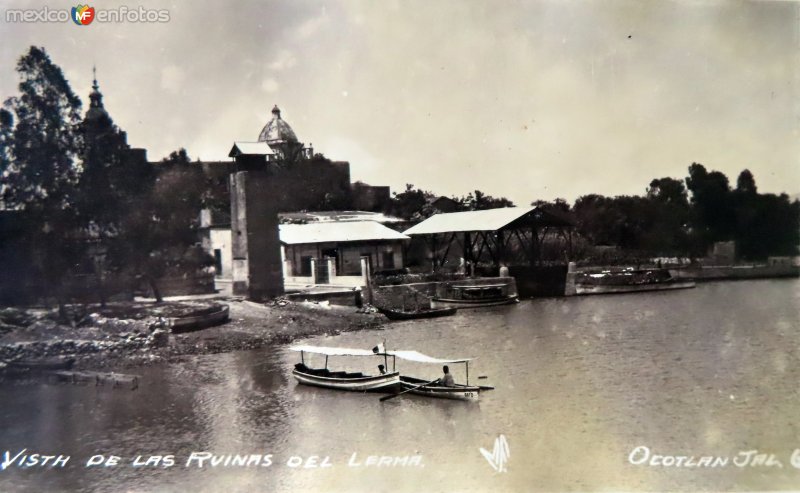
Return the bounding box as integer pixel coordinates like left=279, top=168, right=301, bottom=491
left=229, top=105, right=307, bottom=299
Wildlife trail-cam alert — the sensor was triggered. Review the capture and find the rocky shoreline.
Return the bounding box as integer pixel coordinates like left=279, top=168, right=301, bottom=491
left=0, top=299, right=386, bottom=374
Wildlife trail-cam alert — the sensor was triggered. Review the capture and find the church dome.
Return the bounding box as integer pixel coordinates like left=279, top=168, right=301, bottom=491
left=84, top=76, right=110, bottom=123
left=258, top=105, right=299, bottom=145
left=84, top=72, right=114, bottom=131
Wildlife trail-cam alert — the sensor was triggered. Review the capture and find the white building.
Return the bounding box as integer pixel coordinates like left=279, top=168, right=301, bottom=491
left=206, top=213, right=409, bottom=290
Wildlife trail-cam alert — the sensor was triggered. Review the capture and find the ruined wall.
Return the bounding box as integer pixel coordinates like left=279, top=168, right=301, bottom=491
left=230, top=171, right=284, bottom=300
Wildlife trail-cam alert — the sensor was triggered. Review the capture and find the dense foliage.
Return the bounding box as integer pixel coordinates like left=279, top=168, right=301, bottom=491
left=0, top=47, right=211, bottom=305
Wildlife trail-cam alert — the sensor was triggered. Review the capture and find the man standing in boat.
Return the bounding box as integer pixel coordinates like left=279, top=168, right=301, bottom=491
left=438, top=365, right=455, bottom=386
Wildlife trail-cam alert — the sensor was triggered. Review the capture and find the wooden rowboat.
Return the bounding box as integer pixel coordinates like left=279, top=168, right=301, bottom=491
left=398, top=375, right=480, bottom=401
left=376, top=306, right=457, bottom=321
left=376, top=348, right=487, bottom=402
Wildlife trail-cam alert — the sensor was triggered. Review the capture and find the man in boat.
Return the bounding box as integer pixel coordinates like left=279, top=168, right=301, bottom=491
left=378, top=364, right=386, bottom=375
left=438, top=365, right=455, bottom=386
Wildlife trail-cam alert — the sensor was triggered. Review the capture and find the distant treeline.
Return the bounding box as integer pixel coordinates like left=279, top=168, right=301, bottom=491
left=383, top=167, right=799, bottom=261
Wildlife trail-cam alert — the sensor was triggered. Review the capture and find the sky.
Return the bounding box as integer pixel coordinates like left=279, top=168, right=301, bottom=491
left=0, top=0, right=798, bottom=205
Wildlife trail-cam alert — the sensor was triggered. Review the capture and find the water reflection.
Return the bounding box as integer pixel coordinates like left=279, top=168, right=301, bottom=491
left=0, top=279, right=798, bottom=492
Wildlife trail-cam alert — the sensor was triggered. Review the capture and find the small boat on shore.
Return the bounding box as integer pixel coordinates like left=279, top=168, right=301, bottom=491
left=6, top=357, right=75, bottom=373
left=289, top=345, right=400, bottom=392
left=431, top=283, right=518, bottom=309
left=376, top=306, right=457, bottom=321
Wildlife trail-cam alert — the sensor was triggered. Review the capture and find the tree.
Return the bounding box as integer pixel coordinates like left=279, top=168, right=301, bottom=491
left=735, top=169, right=757, bottom=195
left=116, top=149, right=211, bottom=301
left=532, top=198, right=571, bottom=213
left=647, top=177, right=688, bottom=206
left=644, top=177, right=691, bottom=253
left=384, top=184, right=436, bottom=220
left=460, top=190, right=514, bottom=210
left=0, top=46, right=83, bottom=307
left=686, top=163, right=735, bottom=248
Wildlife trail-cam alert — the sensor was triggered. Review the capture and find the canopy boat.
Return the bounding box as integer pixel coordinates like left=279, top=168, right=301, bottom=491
left=574, top=268, right=696, bottom=295
left=431, top=283, right=518, bottom=309
left=377, top=348, right=483, bottom=401
left=376, top=306, right=457, bottom=321
left=289, top=345, right=400, bottom=392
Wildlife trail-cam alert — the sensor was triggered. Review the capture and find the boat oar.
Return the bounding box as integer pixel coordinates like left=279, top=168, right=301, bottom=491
left=477, top=385, right=495, bottom=390
left=380, top=378, right=439, bottom=402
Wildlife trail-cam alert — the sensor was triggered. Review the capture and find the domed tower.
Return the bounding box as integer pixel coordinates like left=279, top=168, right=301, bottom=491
left=84, top=67, right=114, bottom=133
left=257, top=105, right=305, bottom=163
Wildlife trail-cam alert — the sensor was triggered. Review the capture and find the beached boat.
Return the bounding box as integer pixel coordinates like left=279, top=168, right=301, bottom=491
left=431, top=283, right=518, bottom=309
left=289, top=345, right=400, bottom=392
left=575, top=268, right=696, bottom=295
left=6, top=357, right=75, bottom=373
left=376, top=306, right=457, bottom=321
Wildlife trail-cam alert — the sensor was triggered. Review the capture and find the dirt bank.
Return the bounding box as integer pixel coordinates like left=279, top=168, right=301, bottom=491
left=0, top=299, right=385, bottom=372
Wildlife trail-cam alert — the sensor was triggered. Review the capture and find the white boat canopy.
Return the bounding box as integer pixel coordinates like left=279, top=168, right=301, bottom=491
left=386, top=350, right=472, bottom=364
left=290, top=345, right=472, bottom=363
left=290, top=345, right=378, bottom=357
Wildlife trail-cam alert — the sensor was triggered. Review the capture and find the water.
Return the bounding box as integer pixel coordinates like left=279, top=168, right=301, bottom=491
left=1, top=279, right=798, bottom=492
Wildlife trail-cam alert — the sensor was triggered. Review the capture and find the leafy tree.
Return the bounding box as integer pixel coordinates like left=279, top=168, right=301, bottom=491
left=735, top=169, right=757, bottom=195
left=532, top=198, right=571, bottom=213
left=116, top=149, right=211, bottom=301
left=647, top=177, right=688, bottom=206
left=686, top=163, right=736, bottom=246
left=460, top=190, right=514, bottom=210
left=0, top=46, right=83, bottom=308
left=384, top=184, right=436, bottom=220
left=731, top=168, right=798, bottom=259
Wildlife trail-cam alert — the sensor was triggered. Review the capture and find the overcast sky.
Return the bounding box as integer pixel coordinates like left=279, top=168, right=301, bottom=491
left=1, top=0, right=797, bottom=204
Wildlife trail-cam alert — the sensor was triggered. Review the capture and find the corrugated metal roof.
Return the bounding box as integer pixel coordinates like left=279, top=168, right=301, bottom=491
left=228, top=141, right=275, bottom=157
left=403, top=207, right=535, bottom=235
left=279, top=221, right=409, bottom=245
left=279, top=211, right=404, bottom=224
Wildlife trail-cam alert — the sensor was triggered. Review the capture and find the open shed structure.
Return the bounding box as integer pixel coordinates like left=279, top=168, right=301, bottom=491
left=403, top=206, right=575, bottom=271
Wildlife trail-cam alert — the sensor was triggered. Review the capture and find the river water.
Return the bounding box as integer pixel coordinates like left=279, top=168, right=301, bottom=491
left=1, top=279, right=798, bottom=492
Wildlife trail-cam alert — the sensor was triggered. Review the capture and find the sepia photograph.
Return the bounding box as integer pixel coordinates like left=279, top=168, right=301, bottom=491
left=0, top=1, right=798, bottom=491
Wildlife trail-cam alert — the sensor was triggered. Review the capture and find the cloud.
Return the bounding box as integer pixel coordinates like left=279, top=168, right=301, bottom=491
left=268, top=50, right=297, bottom=72
left=295, top=9, right=329, bottom=39
left=261, top=78, right=279, bottom=93
left=160, top=65, right=185, bottom=93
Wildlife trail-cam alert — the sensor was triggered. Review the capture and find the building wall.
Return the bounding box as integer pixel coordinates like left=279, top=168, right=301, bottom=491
left=338, top=242, right=403, bottom=275
left=209, top=228, right=233, bottom=278
left=351, top=183, right=391, bottom=211
left=268, top=159, right=352, bottom=211
left=284, top=240, right=404, bottom=276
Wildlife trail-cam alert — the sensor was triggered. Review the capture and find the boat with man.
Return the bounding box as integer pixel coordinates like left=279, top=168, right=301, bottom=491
left=378, top=347, right=483, bottom=401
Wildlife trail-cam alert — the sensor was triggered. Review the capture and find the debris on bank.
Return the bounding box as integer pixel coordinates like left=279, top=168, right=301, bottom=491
left=0, top=298, right=386, bottom=373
